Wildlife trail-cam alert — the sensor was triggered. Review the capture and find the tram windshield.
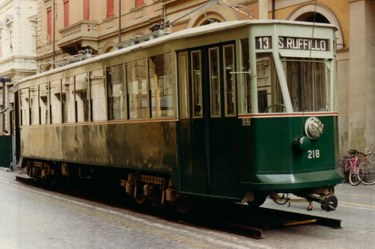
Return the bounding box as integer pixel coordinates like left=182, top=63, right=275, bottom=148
left=254, top=53, right=331, bottom=113
left=283, top=58, right=331, bottom=112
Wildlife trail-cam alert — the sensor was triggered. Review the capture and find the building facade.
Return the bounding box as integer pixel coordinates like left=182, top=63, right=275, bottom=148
left=1, top=0, right=373, bottom=154
left=0, top=0, right=38, bottom=135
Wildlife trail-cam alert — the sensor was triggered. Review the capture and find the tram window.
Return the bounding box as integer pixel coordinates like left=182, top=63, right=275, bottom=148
left=127, top=59, right=149, bottom=119
left=149, top=53, right=175, bottom=118
left=107, top=65, right=126, bottom=120
left=50, top=80, right=62, bottom=124
left=39, top=83, right=50, bottom=125
left=20, top=88, right=30, bottom=126
left=191, top=51, right=202, bottom=118
left=30, top=86, right=39, bottom=125
left=284, top=59, right=330, bottom=112
left=75, top=73, right=89, bottom=122
left=91, top=69, right=107, bottom=121
left=62, top=77, right=76, bottom=123
left=223, top=45, right=236, bottom=116
left=239, top=38, right=251, bottom=114
left=178, top=52, right=189, bottom=118
left=209, top=47, right=221, bottom=117
left=256, top=53, right=284, bottom=113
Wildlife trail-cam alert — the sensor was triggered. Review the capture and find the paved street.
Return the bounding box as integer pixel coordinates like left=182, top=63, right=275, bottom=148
left=0, top=169, right=267, bottom=249
left=0, top=168, right=374, bottom=249
left=262, top=182, right=375, bottom=249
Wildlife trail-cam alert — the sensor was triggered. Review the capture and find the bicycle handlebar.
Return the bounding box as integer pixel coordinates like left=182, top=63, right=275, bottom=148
left=348, top=149, right=372, bottom=156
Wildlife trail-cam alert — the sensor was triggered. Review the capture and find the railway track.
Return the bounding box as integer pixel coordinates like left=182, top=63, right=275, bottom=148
left=182, top=200, right=341, bottom=239
left=16, top=174, right=341, bottom=239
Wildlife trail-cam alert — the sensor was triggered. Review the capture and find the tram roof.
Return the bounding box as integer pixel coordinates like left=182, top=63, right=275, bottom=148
left=14, top=19, right=337, bottom=88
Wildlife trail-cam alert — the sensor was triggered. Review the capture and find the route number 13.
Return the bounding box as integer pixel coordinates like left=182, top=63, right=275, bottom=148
left=256, top=36, right=272, bottom=50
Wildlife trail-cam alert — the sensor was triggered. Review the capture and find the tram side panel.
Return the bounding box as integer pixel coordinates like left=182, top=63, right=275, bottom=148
left=20, top=121, right=178, bottom=178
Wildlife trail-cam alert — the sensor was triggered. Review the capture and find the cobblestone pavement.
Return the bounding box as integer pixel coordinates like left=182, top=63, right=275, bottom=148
left=0, top=168, right=374, bottom=249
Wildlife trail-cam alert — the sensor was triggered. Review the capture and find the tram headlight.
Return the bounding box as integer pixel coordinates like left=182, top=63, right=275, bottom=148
left=296, top=136, right=311, bottom=152
left=304, top=117, right=324, bottom=140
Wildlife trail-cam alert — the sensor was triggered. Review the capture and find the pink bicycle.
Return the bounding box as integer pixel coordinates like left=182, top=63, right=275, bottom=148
left=339, top=149, right=362, bottom=186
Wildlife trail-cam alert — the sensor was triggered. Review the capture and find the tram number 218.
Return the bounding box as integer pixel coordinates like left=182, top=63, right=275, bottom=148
left=308, top=149, right=320, bottom=159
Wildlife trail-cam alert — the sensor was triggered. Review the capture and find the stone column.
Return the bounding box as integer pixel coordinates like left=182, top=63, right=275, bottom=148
left=349, top=0, right=375, bottom=150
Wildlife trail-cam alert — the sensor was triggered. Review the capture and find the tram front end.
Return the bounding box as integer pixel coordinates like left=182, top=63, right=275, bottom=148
left=238, top=22, right=343, bottom=210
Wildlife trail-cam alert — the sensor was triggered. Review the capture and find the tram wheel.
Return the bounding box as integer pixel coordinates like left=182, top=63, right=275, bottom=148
left=247, top=192, right=268, bottom=208
left=134, top=185, right=146, bottom=205
left=321, top=195, right=338, bottom=211
left=46, top=174, right=62, bottom=187
left=175, top=196, right=192, bottom=214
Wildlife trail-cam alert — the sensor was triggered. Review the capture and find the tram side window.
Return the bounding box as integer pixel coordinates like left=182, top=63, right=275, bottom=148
left=224, top=44, right=236, bottom=116
left=91, top=69, right=106, bottom=121
left=127, top=59, right=149, bottom=119
left=51, top=80, right=62, bottom=124
left=75, top=73, right=89, bottom=122
left=149, top=53, right=175, bottom=118
left=284, top=59, right=330, bottom=112
left=209, top=47, right=221, bottom=117
left=191, top=51, right=202, bottom=117
left=62, top=77, right=76, bottom=123
left=178, top=52, right=189, bottom=118
left=239, top=38, right=251, bottom=114
left=107, top=65, right=126, bottom=120
left=256, top=53, right=284, bottom=113
left=20, top=88, right=30, bottom=126
left=39, top=83, right=50, bottom=125
left=30, top=86, right=39, bottom=125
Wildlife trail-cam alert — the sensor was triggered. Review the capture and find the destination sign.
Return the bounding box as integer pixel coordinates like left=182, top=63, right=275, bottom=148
left=256, top=36, right=330, bottom=51
left=278, top=37, right=329, bottom=51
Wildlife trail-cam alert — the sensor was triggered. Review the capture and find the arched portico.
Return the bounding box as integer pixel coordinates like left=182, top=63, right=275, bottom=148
left=288, top=3, right=344, bottom=49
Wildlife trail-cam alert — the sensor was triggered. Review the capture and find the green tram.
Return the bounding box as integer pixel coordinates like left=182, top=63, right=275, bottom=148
left=14, top=20, right=343, bottom=212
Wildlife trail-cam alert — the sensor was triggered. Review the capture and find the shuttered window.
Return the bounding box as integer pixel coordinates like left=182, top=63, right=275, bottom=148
left=107, top=0, right=114, bottom=17
left=64, top=0, right=69, bottom=27
left=135, top=0, right=144, bottom=8
left=83, top=0, right=90, bottom=21
left=47, top=7, right=52, bottom=41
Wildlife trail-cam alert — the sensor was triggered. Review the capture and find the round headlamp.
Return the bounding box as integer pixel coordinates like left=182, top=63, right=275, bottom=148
left=304, top=117, right=324, bottom=140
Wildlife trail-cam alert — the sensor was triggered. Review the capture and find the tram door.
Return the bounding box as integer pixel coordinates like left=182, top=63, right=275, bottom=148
left=178, top=43, right=239, bottom=198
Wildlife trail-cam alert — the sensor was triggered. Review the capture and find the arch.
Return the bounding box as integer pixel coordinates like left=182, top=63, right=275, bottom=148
left=187, top=2, right=240, bottom=28
left=102, top=42, right=115, bottom=54
left=191, top=11, right=225, bottom=27
left=288, top=3, right=344, bottom=49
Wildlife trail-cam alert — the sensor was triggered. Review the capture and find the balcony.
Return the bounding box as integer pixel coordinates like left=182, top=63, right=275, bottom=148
left=58, top=21, right=99, bottom=53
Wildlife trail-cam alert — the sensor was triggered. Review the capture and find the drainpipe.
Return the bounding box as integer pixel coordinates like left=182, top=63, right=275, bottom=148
left=118, top=0, right=122, bottom=43
left=272, top=0, right=275, bottom=19
left=53, top=0, right=56, bottom=68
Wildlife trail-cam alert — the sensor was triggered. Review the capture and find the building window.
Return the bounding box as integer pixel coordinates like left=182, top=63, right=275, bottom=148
left=135, top=0, right=144, bottom=8
left=107, top=0, right=114, bottom=18
left=47, top=7, right=52, bottom=41
left=0, top=35, right=2, bottom=58
left=64, top=0, right=69, bottom=27
left=83, top=0, right=90, bottom=21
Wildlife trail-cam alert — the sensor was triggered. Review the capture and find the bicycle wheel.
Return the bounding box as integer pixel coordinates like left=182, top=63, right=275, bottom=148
left=360, top=162, right=375, bottom=185
left=349, top=169, right=362, bottom=186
